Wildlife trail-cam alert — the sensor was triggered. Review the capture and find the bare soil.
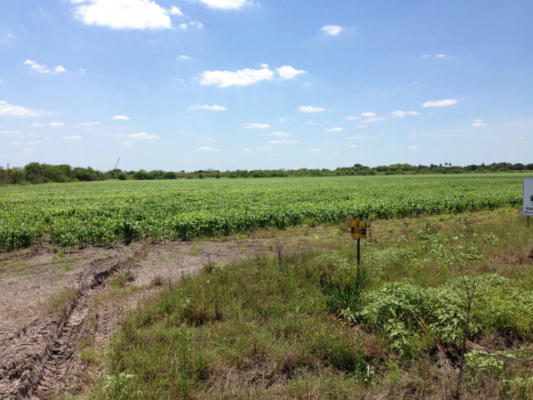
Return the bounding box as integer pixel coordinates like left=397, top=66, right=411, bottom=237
left=0, top=226, right=345, bottom=399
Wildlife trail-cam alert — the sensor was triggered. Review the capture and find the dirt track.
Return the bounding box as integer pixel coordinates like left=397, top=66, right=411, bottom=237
left=0, top=227, right=343, bottom=399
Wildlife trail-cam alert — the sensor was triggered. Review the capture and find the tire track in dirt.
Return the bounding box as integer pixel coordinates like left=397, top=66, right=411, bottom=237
left=0, top=246, right=148, bottom=400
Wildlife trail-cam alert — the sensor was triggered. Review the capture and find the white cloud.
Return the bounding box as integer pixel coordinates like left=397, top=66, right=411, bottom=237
left=349, top=144, right=358, bottom=149
left=242, top=145, right=271, bottom=152
left=0, top=130, right=22, bottom=135
left=63, top=135, right=82, bottom=140
left=189, top=104, right=227, bottom=111
left=128, top=131, right=158, bottom=140
left=269, top=139, right=298, bottom=145
left=276, top=65, right=306, bottom=80
left=193, top=0, right=250, bottom=10
left=390, top=110, right=420, bottom=118
left=346, top=112, right=384, bottom=123
left=471, top=119, right=487, bottom=127
left=422, top=99, right=459, bottom=108
left=71, top=0, right=172, bottom=30
left=310, top=147, right=323, bottom=152
left=200, top=64, right=274, bottom=87
left=179, top=20, right=204, bottom=30
left=298, top=105, right=325, bottom=113
left=242, top=123, right=270, bottom=129
left=0, top=100, right=45, bottom=117
left=113, top=114, right=130, bottom=120
left=325, top=127, right=343, bottom=132
left=121, top=141, right=133, bottom=148
left=169, top=5, right=183, bottom=16
left=321, top=25, right=344, bottom=36
left=197, top=146, right=220, bottom=151
left=407, top=145, right=417, bottom=150
left=307, top=121, right=319, bottom=126
left=178, top=54, right=192, bottom=61
left=32, top=121, right=67, bottom=127
left=24, top=59, right=67, bottom=74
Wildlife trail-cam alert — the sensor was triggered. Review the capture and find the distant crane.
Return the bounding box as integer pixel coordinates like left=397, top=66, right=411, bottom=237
left=114, top=157, right=120, bottom=170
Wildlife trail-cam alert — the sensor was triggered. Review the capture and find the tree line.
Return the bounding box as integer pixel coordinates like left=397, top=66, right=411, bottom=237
left=0, top=161, right=532, bottom=185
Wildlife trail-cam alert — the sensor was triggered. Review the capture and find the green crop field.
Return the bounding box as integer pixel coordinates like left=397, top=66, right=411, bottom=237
left=0, top=173, right=527, bottom=251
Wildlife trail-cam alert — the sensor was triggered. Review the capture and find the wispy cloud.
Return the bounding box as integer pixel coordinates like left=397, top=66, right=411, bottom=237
left=0, top=129, right=22, bottom=135
left=193, top=0, right=250, bottom=10
left=24, top=59, right=67, bottom=74
left=321, top=25, right=344, bottom=36
left=112, top=114, right=130, bottom=120
left=269, top=139, right=298, bottom=145
left=63, top=135, right=82, bottom=140
left=422, top=99, right=459, bottom=108
left=242, top=122, right=270, bottom=129
left=390, top=110, right=420, bottom=118
left=189, top=104, right=227, bottom=111
left=407, top=145, right=417, bottom=150
left=299, top=105, right=325, bottom=113
left=197, top=146, right=220, bottom=151
left=346, top=112, right=384, bottom=123
left=179, top=20, right=204, bottom=30
left=32, top=121, right=65, bottom=127
left=178, top=54, right=192, bottom=61
left=325, top=127, right=343, bottom=132
left=260, top=131, right=290, bottom=137
left=128, top=131, right=158, bottom=140
left=242, top=145, right=271, bottom=152
left=0, top=100, right=46, bottom=117
left=422, top=53, right=448, bottom=59
left=0, top=33, right=15, bottom=44
left=71, top=0, right=172, bottom=30
left=471, top=119, right=487, bottom=127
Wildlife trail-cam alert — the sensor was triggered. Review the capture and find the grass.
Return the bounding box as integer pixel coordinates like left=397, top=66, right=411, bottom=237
left=44, top=288, right=78, bottom=317
left=90, top=208, right=533, bottom=400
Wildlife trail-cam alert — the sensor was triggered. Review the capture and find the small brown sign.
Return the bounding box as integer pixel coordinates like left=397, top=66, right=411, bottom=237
left=350, top=220, right=367, bottom=239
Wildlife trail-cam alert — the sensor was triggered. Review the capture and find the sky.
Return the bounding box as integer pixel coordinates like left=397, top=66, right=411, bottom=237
left=0, top=0, right=532, bottom=171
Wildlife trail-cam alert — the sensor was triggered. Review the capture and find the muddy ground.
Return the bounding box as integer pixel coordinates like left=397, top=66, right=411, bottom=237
left=0, top=226, right=347, bottom=400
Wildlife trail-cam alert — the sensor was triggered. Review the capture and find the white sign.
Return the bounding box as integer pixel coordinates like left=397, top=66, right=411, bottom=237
left=524, top=178, right=533, bottom=216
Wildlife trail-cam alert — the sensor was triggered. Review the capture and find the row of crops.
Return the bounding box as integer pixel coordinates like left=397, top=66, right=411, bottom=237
left=0, top=174, right=526, bottom=250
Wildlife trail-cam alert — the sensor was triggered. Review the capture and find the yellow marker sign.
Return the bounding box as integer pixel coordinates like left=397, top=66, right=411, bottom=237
left=350, top=220, right=367, bottom=239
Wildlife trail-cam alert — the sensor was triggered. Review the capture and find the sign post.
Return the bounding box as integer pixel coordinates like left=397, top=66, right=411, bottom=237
left=523, top=178, right=533, bottom=227
left=350, top=220, right=367, bottom=265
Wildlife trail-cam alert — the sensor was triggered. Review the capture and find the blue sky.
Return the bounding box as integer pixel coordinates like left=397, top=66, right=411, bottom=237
left=0, top=0, right=532, bottom=171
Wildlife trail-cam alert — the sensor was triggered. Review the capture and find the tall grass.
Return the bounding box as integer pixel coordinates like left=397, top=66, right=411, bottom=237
left=92, top=208, right=533, bottom=399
